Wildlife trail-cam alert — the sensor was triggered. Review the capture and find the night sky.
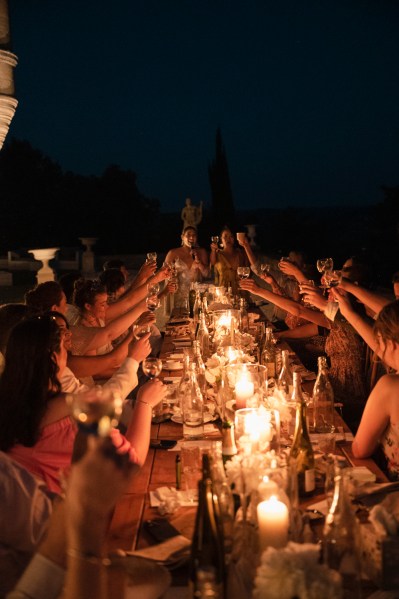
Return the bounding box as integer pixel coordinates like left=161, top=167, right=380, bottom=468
left=7, top=0, right=399, bottom=213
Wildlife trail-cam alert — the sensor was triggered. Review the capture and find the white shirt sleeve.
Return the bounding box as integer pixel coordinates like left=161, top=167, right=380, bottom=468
left=102, top=357, right=139, bottom=400
left=6, top=554, right=64, bottom=599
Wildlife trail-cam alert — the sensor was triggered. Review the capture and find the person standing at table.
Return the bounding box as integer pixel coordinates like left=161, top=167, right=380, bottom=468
left=164, top=226, right=209, bottom=309
left=210, top=227, right=248, bottom=294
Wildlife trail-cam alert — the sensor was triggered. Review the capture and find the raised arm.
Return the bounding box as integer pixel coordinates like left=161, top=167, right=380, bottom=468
left=237, top=235, right=258, bottom=268
left=67, top=331, right=133, bottom=378
left=239, top=278, right=329, bottom=329
left=339, top=278, right=392, bottom=316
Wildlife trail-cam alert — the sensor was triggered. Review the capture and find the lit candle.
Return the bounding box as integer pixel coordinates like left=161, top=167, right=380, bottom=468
left=258, top=475, right=279, bottom=500
left=257, top=495, right=289, bottom=551
left=235, top=377, right=254, bottom=409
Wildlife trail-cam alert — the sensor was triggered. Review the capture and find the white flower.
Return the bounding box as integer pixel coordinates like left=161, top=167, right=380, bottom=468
left=253, top=542, right=342, bottom=599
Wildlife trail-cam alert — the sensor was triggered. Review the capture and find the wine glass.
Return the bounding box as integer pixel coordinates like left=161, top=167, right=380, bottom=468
left=316, top=258, right=333, bottom=273
left=146, top=252, right=157, bottom=264
left=323, top=270, right=341, bottom=289
left=260, top=263, right=271, bottom=275
left=147, top=282, right=160, bottom=295
left=133, top=323, right=152, bottom=340
left=146, top=294, right=160, bottom=312
left=66, top=386, right=123, bottom=437
left=237, top=266, right=250, bottom=280
left=142, top=357, right=162, bottom=379
left=211, top=236, right=219, bottom=245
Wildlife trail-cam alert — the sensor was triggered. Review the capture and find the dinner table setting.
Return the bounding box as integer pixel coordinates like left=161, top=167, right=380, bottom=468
left=104, top=282, right=399, bottom=599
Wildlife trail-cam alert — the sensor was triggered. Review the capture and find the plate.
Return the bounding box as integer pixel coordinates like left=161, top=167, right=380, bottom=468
left=163, top=361, right=183, bottom=371
left=171, top=413, right=216, bottom=424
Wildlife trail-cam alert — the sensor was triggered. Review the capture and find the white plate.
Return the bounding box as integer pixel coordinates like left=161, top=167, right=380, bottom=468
left=163, top=361, right=183, bottom=371
left=171, top=413, right=216, bottom=424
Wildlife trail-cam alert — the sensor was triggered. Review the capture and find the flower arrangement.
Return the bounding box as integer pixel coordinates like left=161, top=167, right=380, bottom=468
left=253, top=542, right=342, bottom=599
left=204, top=349, right=254, bottom=385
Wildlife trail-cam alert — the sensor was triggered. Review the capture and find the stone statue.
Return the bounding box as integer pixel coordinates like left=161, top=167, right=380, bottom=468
left=181, top=197, right=203, bottom=230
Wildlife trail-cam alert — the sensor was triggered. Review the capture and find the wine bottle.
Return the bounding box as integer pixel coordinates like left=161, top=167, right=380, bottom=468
left=290, top=372, right=315, bottom=498
left=193, top=340, right=207, bottom=401
left=221, top=420, right=237, bottom=464
left=196, top=312, right=210, bottom=359
left=260, top=326, right=277, bottom=379
left=189, top=454, right=225, bottom=599
left=193, top=290, right=202, bottom=325
left=277, top=349, right=293, bottom=397
left=322, top=460, right=361, bottom=595
left=313, top=356, right=335, bottom=433
left=189, top=284, right=197, bottom=318
left=239, top=298, right=249, bottom=333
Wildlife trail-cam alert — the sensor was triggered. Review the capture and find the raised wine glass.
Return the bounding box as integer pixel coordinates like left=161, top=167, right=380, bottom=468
left=147, top=282, right=160, bottom=295
left=146, top=294, right=160, bottom=312
left=316, top=258, right=334, bottom=273
left=237, top=266, right=250, bottom=280
left=133, top=323, right=152, bottom=340
left=142, top=357, right=162, bottom=380
left=146, top=252, right=157, bottom=264
left=211, top=236, right=219, bottom=245
left=260, top=263, right=271, bottom=275
left=66, top=386, right=123, bottom=437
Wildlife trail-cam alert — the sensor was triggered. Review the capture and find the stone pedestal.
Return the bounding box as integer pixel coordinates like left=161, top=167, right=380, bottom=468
left=28, top=248, right=60, bottom=284
left=79, top=237, right=97, bottom=277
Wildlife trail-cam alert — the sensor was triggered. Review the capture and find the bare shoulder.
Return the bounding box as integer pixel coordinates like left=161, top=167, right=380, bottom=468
left=41, top=394, right=69, bottom=427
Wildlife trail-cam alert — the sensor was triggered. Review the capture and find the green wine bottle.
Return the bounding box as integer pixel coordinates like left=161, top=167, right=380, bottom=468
left=189, top=454, right=225, bottom=599
left=290, top=372, right=315, bottom=498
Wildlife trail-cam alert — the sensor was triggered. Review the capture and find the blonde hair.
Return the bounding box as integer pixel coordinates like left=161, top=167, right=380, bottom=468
left=374, top=300, right=399, bottom=344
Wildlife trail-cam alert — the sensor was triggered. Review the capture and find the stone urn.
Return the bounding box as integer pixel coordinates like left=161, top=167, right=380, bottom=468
left=79, top=237, right=97, bottom=275
left=28, top=247, right=60, bottom=284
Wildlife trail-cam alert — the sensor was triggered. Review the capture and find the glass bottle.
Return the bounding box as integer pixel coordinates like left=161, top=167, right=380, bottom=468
left=189, top=454, right=225, bottom=599
left=182, top=363, right=204, bottom=439
left=193, top=340, right=207, bottom=401
left=221, top=420, right=237, bottom=464
left=196, top=311, right=210, bottom=359
left=210, top=441, right=235, bottom=562
left=277, top=349, right=293, bottom=397
left=261, top=326, right=277, bottom=379
left=322, top=462, right=361, bottom=597
left=313, top=356, right=335, bottom=433
left=239, top=298, right=249, bottom=333
left=290, top=372, right=315, bottom=498
left=193, top=290, right=202, bottom=325
left=189, top=283, right=197, bottom=318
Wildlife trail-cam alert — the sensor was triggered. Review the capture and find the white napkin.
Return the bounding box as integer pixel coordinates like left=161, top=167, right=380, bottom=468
left=167, top=439, right=214, bottom=452
left=150, top=486, right=198, bottom=508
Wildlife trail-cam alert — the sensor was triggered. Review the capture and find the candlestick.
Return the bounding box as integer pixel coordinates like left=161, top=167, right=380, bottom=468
left=257, top=495, right=289, bottom=551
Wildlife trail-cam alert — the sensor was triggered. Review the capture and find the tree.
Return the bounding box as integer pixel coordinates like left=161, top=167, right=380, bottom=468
left=208, top=128, right=236, bottom=232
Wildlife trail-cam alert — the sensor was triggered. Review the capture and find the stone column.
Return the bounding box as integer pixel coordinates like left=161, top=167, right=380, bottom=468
left=0, top=0, right=18, bottom=150
left=28, top=248, right=60, bottom=284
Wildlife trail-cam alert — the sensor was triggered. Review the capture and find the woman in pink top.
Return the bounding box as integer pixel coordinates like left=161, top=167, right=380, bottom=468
left=0, top=315, right=166, bottom=494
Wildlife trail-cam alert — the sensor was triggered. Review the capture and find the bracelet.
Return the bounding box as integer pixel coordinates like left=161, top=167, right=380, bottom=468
left=137, top=398, right=152, bottom=409
left=67, top=548, right=112, bottom=567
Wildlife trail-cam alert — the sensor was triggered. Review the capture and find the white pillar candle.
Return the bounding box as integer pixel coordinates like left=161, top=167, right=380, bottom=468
left=235, top=379, right=254, bottom=409
left=257, top=495, right=289, bottom=551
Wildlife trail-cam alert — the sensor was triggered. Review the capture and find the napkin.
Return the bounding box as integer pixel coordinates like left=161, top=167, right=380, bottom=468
left=167, top=439, right=214, bottom=452
left=150, top=486, right=199, bottom=509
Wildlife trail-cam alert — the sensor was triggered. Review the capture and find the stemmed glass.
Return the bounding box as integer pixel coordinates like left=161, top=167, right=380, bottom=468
left=316, top=258, right=333, bottom=273
left=147, top=282, right=160, bottom=295
left=237, top=266, right=250, bottom=280
left=133, top=323, right=152, bottom=340
left=260, top=263, right=271, bottom=275
left=142, top=357, right=162, bottom=380
left=66, top=386, right=123, bottom=437
left=146, top=252, right=157, bottom=264
left=142, top=357, right=164, bottom=421
left=211, top=235, right=219, bottom=246
left=146, top=294, right=160, bottom=312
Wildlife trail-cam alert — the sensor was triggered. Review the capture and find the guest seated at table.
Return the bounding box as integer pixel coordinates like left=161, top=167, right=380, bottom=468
left=210, top=227, right=248, bottom=294
left=0, top=315, right=167, bottom=494
left=7, top=436, right=141, bottom=599
left=0, top=451, right=54, bottom=597
left=0, top=303, right=29, bottom=375
left=240, top=277, right=368, bottom=431
left=164, top=226, right=208, bottom=306
left=25, top=280, right=148, bottom=359
left=351, top=300, right=399, bottom=480
left=58, top=272, right=82, bottom=325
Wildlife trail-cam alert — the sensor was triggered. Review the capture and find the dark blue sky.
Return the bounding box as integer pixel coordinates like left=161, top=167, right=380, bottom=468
left=8, top=0, right=399, bottom=213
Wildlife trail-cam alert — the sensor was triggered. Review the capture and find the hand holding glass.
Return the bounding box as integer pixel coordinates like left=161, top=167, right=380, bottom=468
left=237, top=266, right=250, bottom=280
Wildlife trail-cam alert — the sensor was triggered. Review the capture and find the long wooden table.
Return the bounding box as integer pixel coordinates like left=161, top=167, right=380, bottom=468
left=107, top=328, right=389, bottom=597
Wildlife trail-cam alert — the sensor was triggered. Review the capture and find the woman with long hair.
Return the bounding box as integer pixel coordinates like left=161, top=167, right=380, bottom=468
left=210, top=227, right=248, bottom=294
left=0, top=315, right=165, bottom=494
